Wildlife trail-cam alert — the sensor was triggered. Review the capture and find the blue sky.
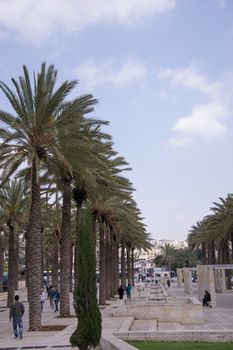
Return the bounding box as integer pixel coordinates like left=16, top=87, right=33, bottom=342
left=0, top=0, right=233, bottom=240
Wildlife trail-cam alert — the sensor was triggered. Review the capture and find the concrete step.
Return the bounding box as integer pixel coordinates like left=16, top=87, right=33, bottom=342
left=130, top=320, right=157, bottom=332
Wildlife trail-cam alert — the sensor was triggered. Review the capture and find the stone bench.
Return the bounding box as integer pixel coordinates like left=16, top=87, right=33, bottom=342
left=113, top=297, right=203, bottom=325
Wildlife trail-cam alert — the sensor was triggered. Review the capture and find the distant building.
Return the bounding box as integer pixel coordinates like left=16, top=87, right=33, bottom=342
left=134, top=238, right=187, bottom=261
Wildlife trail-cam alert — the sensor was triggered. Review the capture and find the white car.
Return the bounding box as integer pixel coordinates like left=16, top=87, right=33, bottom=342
left=145, top=276, right=154, bottom=282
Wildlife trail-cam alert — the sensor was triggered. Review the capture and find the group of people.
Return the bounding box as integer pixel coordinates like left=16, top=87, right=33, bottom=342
left=9, top=283, right=212, bottom=339
left=40, top=285, right=60, bottom=313
left=9, top=286, right=61, bottom=340
left=47, top=285, right=60, bottom=312
left=118, top=283, right=132, bottom=299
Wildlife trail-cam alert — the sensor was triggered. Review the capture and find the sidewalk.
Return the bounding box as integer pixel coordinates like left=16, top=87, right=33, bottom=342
left=1, top=283, right=233, bottom=349
left=0, top=289, right=78, bottom=350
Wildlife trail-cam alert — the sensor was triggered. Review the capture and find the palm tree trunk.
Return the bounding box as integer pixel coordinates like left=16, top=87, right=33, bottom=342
left=52, top=232, right=59, bottom=288
left=99, top=220, right=106, bottom=304
left=131, top=248, right=135, bottom=287
left=121, top=239, right=126, bottom=289
left=41, top=229, right=44, bottom=288
left=231, top=233, right=233, bottom=260
left=210, top=240, right=216, bottom=264
left=114, top=241, right=119, bottom=294
left=25, top=230, right=29, bottom=294
left=217, top=246, right=221, bottom=264
left=126, top=245, right=131, bottom=285
left=207, top=243, right=210, bottom=264
left=110, top=236, right=115, bottom=297
left=0, top=233, right=3, bottom=292
left=72, top=187, right=88, bottom=289
left=221, top=240, right=226, bottom=264
left=224, top=239, right=231, bottom=289
left=201, top=243, right=207, bottom=264
left=45, top=253, right=50, bottom=286
left=7, top=225, right=15, bottom=308
left=105, top=227, right=111, bottom=300
left=14, top=233, right=19, bottom=291
left=60, top=178, right=72, bottom=317
left=70, top=244, right=73, bottom=293
left=28, top=157, right=42, bottom=330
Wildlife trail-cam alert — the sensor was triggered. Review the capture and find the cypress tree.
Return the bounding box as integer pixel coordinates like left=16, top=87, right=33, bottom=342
left=70, top=208, right=101, bottom=350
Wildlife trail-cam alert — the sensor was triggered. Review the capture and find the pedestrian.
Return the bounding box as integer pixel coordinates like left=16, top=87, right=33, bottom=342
left=126, top=283, right=132, bottom=299
left=53, top=287, right=60, bottom=312
left=48, top=285, right=54, bottom=309
left=203, top=290, right=211, bottom=307
left=167, top=279, right=171, bottom=287
left=118, top=285, right=124, bottom=299
left=40, top=289, right=46, bottom=312
left=9, top=295, right=25, bottom=339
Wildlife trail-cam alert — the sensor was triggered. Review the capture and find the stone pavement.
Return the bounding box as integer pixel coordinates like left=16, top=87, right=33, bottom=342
left=168, top=282, right=233, bottom=332
left=0, top=282, right=233, bottom=349
left=0, top=288, right=79, bottom=350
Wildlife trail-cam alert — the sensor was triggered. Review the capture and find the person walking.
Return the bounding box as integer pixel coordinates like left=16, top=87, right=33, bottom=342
left=126, top=283, right=132, bottom=299
left=40, top=289, right=46, bottom=312
left=203, top=290, right=211, bottom=307
left=118, top=285, right=125, bottom=299
left=9, top=295, right=25, bottom=339
left=48, top=285, right=54, bottom=309
left=53, top=287, right=60, bottom=312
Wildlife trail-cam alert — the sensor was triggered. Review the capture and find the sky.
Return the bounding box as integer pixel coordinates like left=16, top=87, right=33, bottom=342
left=0, top=0, right=233, bottom=241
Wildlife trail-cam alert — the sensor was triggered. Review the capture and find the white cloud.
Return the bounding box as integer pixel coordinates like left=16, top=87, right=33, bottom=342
left=0, top=0, right=176, bottom=44
left=160, top=65, right=230, bottom=145
left=160, top=66, right=221, bottom=98
left=73, top=59, right=146, bottom=88
left=173, top=101, right=228, bottom=139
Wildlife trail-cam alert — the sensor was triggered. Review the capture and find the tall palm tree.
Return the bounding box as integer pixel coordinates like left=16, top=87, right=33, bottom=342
left=0, top=180, right=27, bottom=307
left=0, top=63, right=95, bottom=329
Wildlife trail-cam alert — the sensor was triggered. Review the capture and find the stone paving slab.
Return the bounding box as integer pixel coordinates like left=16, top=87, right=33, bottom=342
left=130, top=320, right=157, bottom=332
left=102, top=317, right=130, bottom=331
left=158, top=322, right=184, bottom=331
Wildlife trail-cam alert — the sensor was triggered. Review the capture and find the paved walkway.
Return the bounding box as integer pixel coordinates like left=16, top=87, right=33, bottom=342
left=168, top=282, right=233, bottom=332
left=0, top=289, right=79, bottom=349
left=0, top=282, right=233, bottom=349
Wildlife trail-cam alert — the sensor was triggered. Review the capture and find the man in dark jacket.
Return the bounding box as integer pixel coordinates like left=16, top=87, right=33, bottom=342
left=118, top=285, right=124, bottom=299
left=203, top=290, right=211, bottom=307
left=9, top=295, right=25, bottom=339
left=52, top=287, right=60, bottom=312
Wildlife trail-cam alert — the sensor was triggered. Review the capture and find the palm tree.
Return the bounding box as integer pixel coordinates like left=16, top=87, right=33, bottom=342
left=0, top=180, right=27, bottom=307
left=154, top=243, right=176, bottom=272
left=172, top=247, right=200, bottom=269
left=187, top=194, right=233, bottom=289
left=0, top=63, right=95, bottom=329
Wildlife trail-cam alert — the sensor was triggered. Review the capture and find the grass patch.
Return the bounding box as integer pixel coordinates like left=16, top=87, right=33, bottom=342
left=128, top=341, right=233, bottom=350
